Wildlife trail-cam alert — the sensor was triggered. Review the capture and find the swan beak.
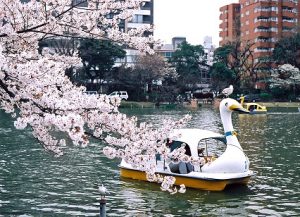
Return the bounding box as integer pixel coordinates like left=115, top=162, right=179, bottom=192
left=229, top=104, right=250, bottom=114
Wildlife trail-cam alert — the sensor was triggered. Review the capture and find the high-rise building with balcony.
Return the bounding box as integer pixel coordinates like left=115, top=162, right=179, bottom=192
left=220, top=0, right=300, bottom=59
left=219, top=0, right=300, bottom=88
left=219, top=3, right=241, bottom=46
left=239, top=0, right=300, bottom=64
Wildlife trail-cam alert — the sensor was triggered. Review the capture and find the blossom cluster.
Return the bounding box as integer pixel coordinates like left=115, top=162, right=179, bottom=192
left=0, top=0, right=191, bottom=193
left=270, top=64, right=300, bottom=88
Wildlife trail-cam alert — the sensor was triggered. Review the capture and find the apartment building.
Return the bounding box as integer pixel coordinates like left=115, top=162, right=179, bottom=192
left=219, top=0, right=300, bottom=89
left=220, top=0, right=300, bottom=59
left=115, top=0, right=154, bottom=66
left=240, top=0, right=300, bottom=63
left=219, top=3, right=241, bottom=46
left=35, top=0, right=153, bottom=66
left=155, top=37, right=187, bottom=61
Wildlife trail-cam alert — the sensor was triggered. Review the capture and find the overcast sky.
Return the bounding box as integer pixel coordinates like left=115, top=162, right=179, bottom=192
left=153, top=0, right=239, bottom=47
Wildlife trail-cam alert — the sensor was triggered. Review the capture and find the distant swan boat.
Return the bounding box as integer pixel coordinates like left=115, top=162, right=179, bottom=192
left=239, top=96, right=267, bottom=114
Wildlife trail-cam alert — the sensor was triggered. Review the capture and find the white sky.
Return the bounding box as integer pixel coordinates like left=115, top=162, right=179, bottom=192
left=154, top=0, right=239, bottom=47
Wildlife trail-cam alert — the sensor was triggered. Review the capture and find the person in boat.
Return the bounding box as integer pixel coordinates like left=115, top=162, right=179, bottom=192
left=166, top=138, right=172, bottom=147
left=249, top=104, right=256, bottom=112
left=168, top=142, right=194, bottom=174
left=198, top=147, right=205, bottom=157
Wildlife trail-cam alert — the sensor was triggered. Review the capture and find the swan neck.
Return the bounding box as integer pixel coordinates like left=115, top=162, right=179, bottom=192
left=220, top=110, right=242, bottom=148
left=220, top=110, right=234, bottom=133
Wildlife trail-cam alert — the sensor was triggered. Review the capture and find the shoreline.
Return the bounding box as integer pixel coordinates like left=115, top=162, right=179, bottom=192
left=120, top=100, right=300, bottom=109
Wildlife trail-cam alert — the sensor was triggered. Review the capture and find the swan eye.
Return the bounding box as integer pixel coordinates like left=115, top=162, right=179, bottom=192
left=225, top=102, right=228, bottom=107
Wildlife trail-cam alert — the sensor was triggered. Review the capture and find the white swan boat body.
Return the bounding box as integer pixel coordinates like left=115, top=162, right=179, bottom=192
left=119, top=98, right=254, bottom=191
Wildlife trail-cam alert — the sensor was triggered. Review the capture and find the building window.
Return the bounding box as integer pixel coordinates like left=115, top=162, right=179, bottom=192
left=255, top=37, right=276, bottom=43
left=131, top=15, right=143, bottom=23
left=164, top=52, right=173, bottom=58
left=282, top=26, right=294, bottom=32
left=282, top=7, right=297, bottom=14
left=282, top=17, right=296, bottom=23
left=255, top=26, right=278, bottom=32
left=254, top=16, right=278, bottom=22
left=254, top=6, right=278, bottom=12
left=254, top=47, right=274, bottom=52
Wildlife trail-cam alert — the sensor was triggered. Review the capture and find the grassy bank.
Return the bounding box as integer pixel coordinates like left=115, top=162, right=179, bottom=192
left=120, top=101, right=155, bottom=109
left=120, top=101, right=177, bottom=109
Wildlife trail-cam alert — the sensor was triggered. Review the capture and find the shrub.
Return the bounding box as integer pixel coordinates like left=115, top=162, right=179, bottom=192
left=259, top=92, right=272, bottom=101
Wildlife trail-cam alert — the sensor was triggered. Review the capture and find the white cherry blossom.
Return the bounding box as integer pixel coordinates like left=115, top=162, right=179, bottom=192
left=0, top=0, right=192, bottom=193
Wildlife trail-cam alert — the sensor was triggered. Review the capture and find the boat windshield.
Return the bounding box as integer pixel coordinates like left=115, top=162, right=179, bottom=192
left=197, top=137, right=226, bottom=158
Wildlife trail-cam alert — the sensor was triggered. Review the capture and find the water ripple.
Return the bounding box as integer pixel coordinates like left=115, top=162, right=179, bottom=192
left=0, top=109, right=299, bottom=216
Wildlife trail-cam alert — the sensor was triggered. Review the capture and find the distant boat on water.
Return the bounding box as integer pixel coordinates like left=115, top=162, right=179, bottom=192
left=239, top=95, right=267, bottom=114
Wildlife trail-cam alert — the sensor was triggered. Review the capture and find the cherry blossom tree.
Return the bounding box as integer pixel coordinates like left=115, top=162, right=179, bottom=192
left=269, top=64, right=300, bottom=99
left=0, top=0, right=190, bottom=193
left=270, top=64, right=300, bottom=88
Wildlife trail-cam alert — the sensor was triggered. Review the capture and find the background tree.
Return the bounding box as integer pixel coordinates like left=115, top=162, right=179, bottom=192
left=111, top=54, right=178, bottom=101
left=209, top=62, right=235, bottom=93
left=169, top=41, right=208, bottom=92
left=78, top=38, right=126, bottom=92
left=213, top=40, right=261, bottom=91
left=134, top=54, right=176, bottom=97
left=110, top=65, right=136, bottom=90
left=272, top=33, right=300, bottom=69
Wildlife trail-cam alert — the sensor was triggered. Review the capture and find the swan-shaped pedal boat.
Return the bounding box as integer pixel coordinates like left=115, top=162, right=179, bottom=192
left=119, top=98, right=254, bottom=191
left=239, top=95, right=267, bottom=114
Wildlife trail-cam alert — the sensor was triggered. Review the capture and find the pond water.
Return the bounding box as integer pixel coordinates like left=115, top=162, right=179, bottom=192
left=0, top=107, right=299, bottom=216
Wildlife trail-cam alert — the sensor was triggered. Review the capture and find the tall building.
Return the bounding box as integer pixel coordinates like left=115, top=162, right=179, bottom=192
left=239, top=0, right=300, bottom=64
left=220, top=0, right=300, bottom=58
left=203, top=36, right=215, bottom=66
left=203, top=36, right=213, bottom=49
left=219, top=0, right=300, bottom=88
left=116, top=0, right=154, bottom=66
left=219, top=3, right=241, bottom=46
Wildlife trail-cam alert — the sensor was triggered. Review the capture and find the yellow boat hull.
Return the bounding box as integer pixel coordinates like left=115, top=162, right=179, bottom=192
left=120, top=167, right=251, bottom=191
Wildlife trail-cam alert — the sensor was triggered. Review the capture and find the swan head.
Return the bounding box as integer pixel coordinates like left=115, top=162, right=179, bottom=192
left=220, top=98, right=249, bottom=114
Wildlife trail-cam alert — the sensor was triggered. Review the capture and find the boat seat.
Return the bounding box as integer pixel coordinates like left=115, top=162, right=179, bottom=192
left=169, top=162, right=194, bottom=174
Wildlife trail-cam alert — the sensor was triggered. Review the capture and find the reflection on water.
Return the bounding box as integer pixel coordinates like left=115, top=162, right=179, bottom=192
left=0, top=108, right=300, bottom=216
